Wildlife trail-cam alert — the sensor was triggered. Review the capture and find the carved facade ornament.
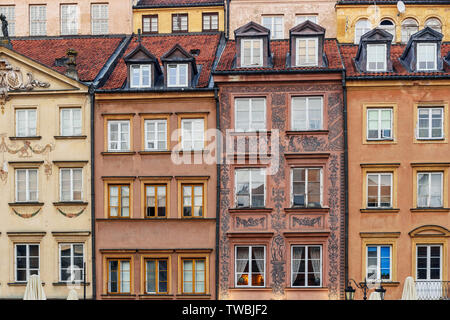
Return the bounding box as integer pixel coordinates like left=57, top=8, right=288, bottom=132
left=12, top=207, right=41, bottom=219
left=292, top=216, right=322, bottom=228
left=235, top=216, right=265, bottom=228
left=57, top=206, right=86, bottom=218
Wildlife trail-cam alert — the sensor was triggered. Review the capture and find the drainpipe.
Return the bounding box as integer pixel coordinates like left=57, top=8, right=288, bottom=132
left=226, top=0, right=230, bottom=39
left=214, top=87, right=221, bottom=300
left=89, top=85, right=96, bottom=300
left=342, top=69, right=349, bottom=300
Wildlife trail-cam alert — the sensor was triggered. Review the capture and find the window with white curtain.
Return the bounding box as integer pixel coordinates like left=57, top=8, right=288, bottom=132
left=291, top=168, right=322, bottom=208
left=61, top=4, right=78, bottom=35
left=30, top=5, right=46, bottom=36
left=108, top=120, right=130, bottom=151
left=15, top=169, right=38, bottom=202
left=172, top=14, right=188, bottom=32
left=367, top=245, right=392, bottom=281
left=235, top=98, right=266, bottom=132
left=108, top=259, right=130, bottom=293
left=235, top=246, right=265, bottom=287
left=367, top=108, right=392, bottom=140
left=16, top=109, right=37, bottom=137
left=417, top=43, right=437, bottom=71
left=91, top=3, right=108, bottom=35
left=0, top=6, right=15, bottom=36
left=401, top=18, right=418, bottom=43
left=60, top=168, right=82, bottom=202
left=167, top=64, right=188, bottom=87
left=354, top=19, right=371, bottom=44
left=379, top=19, right=395, bottom=42
left=367, top=173, right=392, bottom=208
left=262, top=15, right=283, bottom=39
left=291, top=96, right=323, bottom=131
left=145, top=119, right=167, bottom=150
left=425, top=18, right=442, bottom=34
left=60, top=108, right=82, bottom=136
left=15, top=244, right=39, bottom=282
left=59, top=243, right=84, bottom=282
left=235, top=168, right=265, bottom=208
left=143, top=15, right=158, bottom=33
left=417, top=107, right=443, bottom=139
left=417, top=172, right=443, bottom=208
left=241, top=39, right=263, bottom=67
left=181, top=118, right=204, bottom=150
left=296, top=37, right=318, bottom=66
left=202, top=13, right=218, bottom=31
left=291, top=245, right=322, bottom=287
left=367, top=43, right=387, bottom=71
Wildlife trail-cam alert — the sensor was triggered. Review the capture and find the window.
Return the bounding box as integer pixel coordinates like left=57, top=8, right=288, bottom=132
left=417, top=172, right=443, bottom=208
left=59, top=243, right=84, bottom=282
left=15, top=169, right=38, bottom=202
left=60, top=108, right=81, bottom=136
left=167, top=64, right=188, bottom=87
left=235, top=168, right=265, bottom=208
left=367, top=44, right=386, bottom=71
left=367, top=173, right=392, bottom=208
left=107, top=259, right=131, bottom=294
left=241, top=39, right=263, bottom=67
left=295, top=37, right=318, bottom=66
left=425, top=18, right=442, bottom=34
left=366, top=245, right=391, bottom=281
left=130, top=64, right=151, bottom=88
left=262, top=15, right=283, bottom=39
left=417, top=107, right=443, bottom=139
left=181, top=118, right=204, bottom=150
left=172, top=14, right=188, bottom=32
left=182, top=184, right=204, bottom=217
left=417, top=43, right=437, bottom=71
left=367, top=108, right=392, bottom=140
left=0, top=6, right=15, bottom=36
left=108, top=184, right=130, bottom=217
left=379, top=19, right=395, bottom=42
left=145, top=258, right=168, bottom=294
left=30, top=5, right=46, bottom=36
left=60, top=168, right=82, bottom=202
left=401, top=18, right=418, bottom=43
left=202, top=13, right=218, bottom=32
left=291, top=96, right=323, bottom=131
left=416, top=245, right=441, bottom=281
left=145, top=119, right=167, bottom=150
left=91, top=4, right=108, bottom=35
left=235, top=98, right=266, bottom=132
left=108, top=120, right=130, bottom=151
left=182, top=258, right=206, bottom=294
left=235, top=246, right=265, bottom=287
left=143, top=15, right=158, bottom=34
left=295, top=15, right=318, bottom=25
left=145, top=185, right=166, bottom=218
left=15, top=244, right=39, bottom=282
left=16, top=109, right=36, bottom=137
left=355, top=19, right=371, bottom=44
left=61, top=4, right=78, bottom=35
left=291, top=168, right=322, bottom=207
left=291, top=245, right=322, bottom=287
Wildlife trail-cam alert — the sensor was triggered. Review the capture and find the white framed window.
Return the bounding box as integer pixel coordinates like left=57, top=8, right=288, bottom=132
left=60, top=108, right=82, bottom=136
left=15, top=169, right=38, bottom=202
left=235, top=98, right=266, bottom=132
left=167, top=64, right=188, bottom=87
left=355, top=19, right=371, bottom=44
left=379, top=19, right=395, bottom=42
left=417, top=107, right=444, bottom=139
left=417, top=172, right=443, bottom=208
left=416, top=245, right=442, bottom=281
left=130, top=64, right=151, bottom=88
left=241, top=39, right=263, bottom=67
left=367, top=44, right=387, bottom=71
left=291, top=168, right=322, bottom=208
left=15, top=244, right=39, bottom=282
left=60, top=168, right=82, bottom=202
left=425, top=18, right=442, bottom=34
left=30, top=5, right=46, bottom=36
left=401, top=18, right=418, bottom=43
left=291, top=96, right=323, bottom=131
left=262, top=15, right=283, bottom=39
left=296, top=37, right=318, bottom=66
left=367, top=173, right=392, bottom=208
left=417, top=43, right=437, bottom=71
left=61, top=4, right=78, bottom=35
left=291, top=245, right=322, bottom=287
left=0, top=6, right=15, bottom=36
left=108, top=120, right=130, bottom=152
left=59, top=243, right=84, bottom=282
left=235, top=168, right=265, bottom=208
left=367, top=108, right=392, bottom=140
left=295, top=15, right=318, bottom=25
left=172, top=14, right=188, bottom=32
left=366, top=245, right=392, bottom=281
left=91, top=3, right=108, bottom=35
left=145, top=119, right=167, bottom=150
left=181, top=118, right=204, bottom=150
left=143, top=15, right=158, bottom=33
left=235, top=246, right=265, bottom=287
left=16, top=109, right=37, bottom=137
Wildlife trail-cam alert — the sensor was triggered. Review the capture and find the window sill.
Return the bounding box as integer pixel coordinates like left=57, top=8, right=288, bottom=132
left=175, top=150, right=210, bottom=154
left=52, top=282, right=90, bottom=286
left=8, top=282, right=45, bottom=286
left=54, top=135, right=87, bottom=140
left=138, top=150, right=171, bottom=155
left=101, top=151, right=136, bottom=156
left=101, top=293, right=136, bottom=298
left=360, top=208, right=400, bottom=213
left=139, top=293, right=173, bottom=296
left=229, top=208, right=273, bottom=213
left=53, top=202, right=89, bottom=206
left=286, top=130, right=328, bottom=135
left=284, top=286, right=328, bottom=290
left=8, top=202, right=44, bottom=207
left=284, top=207, right=329, bottom=213
left=228, top=287, right=270, bottom=290
left=229, top=131, right=271, bottom=136
left=9, top=136, right=41, bottom=140
left=410, top=208, right=450, bottom=213
left=175, top=294, right=211, bottom=297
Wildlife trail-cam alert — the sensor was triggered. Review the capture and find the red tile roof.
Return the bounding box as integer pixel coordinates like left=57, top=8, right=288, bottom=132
left=340, top=43, right=450, bottom=78
left=136, top=0, right=223, bottom=7
left=11, top=36, right=125, bottom=82
left=215, top=39, right=344, bottom=72
left=102, top=33, right=221, bottom=90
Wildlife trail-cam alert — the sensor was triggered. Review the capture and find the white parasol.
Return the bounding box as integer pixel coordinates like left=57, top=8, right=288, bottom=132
left=23, top=274, right=46, bottom=300
left=401, top=276, right=417, bottom=300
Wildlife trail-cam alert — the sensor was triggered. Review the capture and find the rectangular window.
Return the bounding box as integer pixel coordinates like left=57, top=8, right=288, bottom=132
left=291, top=168, right=322, bottom=207
left=142, top=15, right=158, bottom=34
left=235, top=98, right=266, bottom=132
left=167, top=64, right=188, bottom=87
left=145, top=184, right=166, bottom=218
left=145, top=119, right=167, bottom=150
left=130, top=64, right=151, bottom=88
left=181, top=118, right=204, bottom=150
left=296, top=37, right=318, bottom=66
left=202, top=13, right=218, bottom=32
left=291, top=245, right=322, bottom=287
left=30, top=5, right=46, bottom=36
left=241, top=39, right=263, bottom=67
left=367, top=44, right=386, bottom=71
left=15, top=244, right=39, bottom=282
left=367, top=108, right=392, bottom=140
left=182, top=258, right=206, bottom=294
left=60, top=108, right=82, bottom=136
left=60, top=168, right=82, bottom=202
left=417, top=107, right=444, bottom=139
left=91, top=3, right=108, bottom=35
left=182, top=184, right=204, bottom=217
left=108, top=184, right=130, bottom=217
left=0, top=6, right=15, bottom=36
left=417, top=172, right=443, bottom=208
left=262, top=16, right=283, bottom=39
left=291, top=96, right=323, bottom=131
left=416, top=245, right=441, bottom=280
left=172, top=14, right=188, bottom=32
left=61, top=4, right=78, bottom=35
left=145, top=258, right=168, bottom=294
left=108, top=259, right=131, bottom=294
left=295, top=15, right=318, bottom=25
left=16, top=109, right=37, bottom=137
left=235, top=168, right=265, bottom=208
left=59, top=243, right=84, bottom=282
left=417, top=43, right=437, bottom=71
left=108, top=120, right=130, bottom=151
left=15, top=169, right=38, bottom=202
left=367, top=173, right=392, bottom=208
left=235, top=246, right=265, bottom=287
left=366, top=245, right=392, bottom=281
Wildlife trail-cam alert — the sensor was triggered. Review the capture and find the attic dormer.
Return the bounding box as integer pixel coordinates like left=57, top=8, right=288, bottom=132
left=124, top=43, right=161, bottom=88
left=234, top=21, right=271, bottom=68
left=354, top=28, right=393, bottom=73
left=289, top=20, right=326, bottom=68
left=400, top=27, right=444, bottom=72
left=161, top=44, right=198, bottom=88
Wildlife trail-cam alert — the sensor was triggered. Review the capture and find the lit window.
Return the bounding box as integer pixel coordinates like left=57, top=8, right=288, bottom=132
left=60, top=168, right=82, bottom=202
left=291, top=245, right=322, bottom=287
left=235, top=98, right=266, bottom=132
left=130, top=64, right=151, bottom=88
left=235, top=168, right=265, bottom=208
left=296, top=37, right=318, bottom=66
left=366, top=245, right=392, bottom=281
left=59, top=243, right=84, bottom=282
left=172, top=14, right=188, bottom=32
left=145, top=259, right=168, bottom=294
left=16, top=109, right=36, bottom=137
left=367, top=44, right=386, bottom=71
left=182, top=258, right=206, bottom=294
left=61, top=4, right=78, bottom=35
left=107, top=259, right=131, bottom=294
left=145, top=185, right=166, bottom=218
left=143, top=15, right=158, bottom=33
left=417, top=172, right=443, bottom=208
left=295, top=15, right=317, bottom=25
left=379, top=19, right=395, bottom=42
left=91, top=3, right=108, bottom=35
left=291, top=168, right=322, bottom=208
left=145, top=119, right=167, bottom=150
left=367, top=173, right=392, bottom=208
left=425, top=18, right=442, bottom=34
left=241, top=39, right=263, bottom=67
left=401, top=18, right=418, bottom=43
left=167, top=64, right=188, bottom=87
left=417, top=107, right=443, bottom=139
left=108, top=120, right=130, bottom=151
left=182, top=184, right=204, bottom=217
left=291, top=96, right=323, bottom=130
left=15, top=169, right=38, bottom=202
left=417, top=43, right=437, bottom=71
left=262, top=16, right=283, bottom=39
left=0, top=6, right=15, bottom=36
left=203, top=13, right=218, bottom=31
left=60, top=108, right=81, bottom=136
left=108, top=184, right=130, bottom=217
left=235, top=246, right=265, bottom=287
left=355, top=19, right=371, bottom=44
left=15, top=244, right=39, bottom=282
left=30, top=5, right=46, bottom=36
left=367, top=108, right=392, bottom=140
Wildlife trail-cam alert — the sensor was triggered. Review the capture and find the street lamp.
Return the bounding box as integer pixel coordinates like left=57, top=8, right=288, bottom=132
left=345, top=278, right=386, bottom=300
left=375, top=282, right=386, bottom=300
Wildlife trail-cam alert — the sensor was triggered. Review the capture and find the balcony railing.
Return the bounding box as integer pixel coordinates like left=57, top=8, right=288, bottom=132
left=415, top=281, right=450, bottom=300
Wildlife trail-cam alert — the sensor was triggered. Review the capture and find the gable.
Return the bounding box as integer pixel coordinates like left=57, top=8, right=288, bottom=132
left=124, top=44, right=158, bottom=63
left=235, top=22, right=270, bottom=37
left=290, top=20, right=325, bottom=36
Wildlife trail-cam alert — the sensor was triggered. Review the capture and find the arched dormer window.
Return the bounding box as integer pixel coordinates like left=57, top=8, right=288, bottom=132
left=425, top=18, right=442, bottom=34
left=355, top=19, right=371, bottom=44
left=401, top=18, right=419, bottom=43
left=379, top=19, right=395, bottom=42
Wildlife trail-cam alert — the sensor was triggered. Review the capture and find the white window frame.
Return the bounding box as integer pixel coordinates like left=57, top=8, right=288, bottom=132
left=417, top=172, right=443, bottom=208
left=145, top=119, right=167, bottom=151
left=367, top=43, right=387, bottom=72
left=130, top=64, right=152, bottom=88
left=290, top=168, right=323, bottom=208
left=355, top=19, right=371, bottom=44
left=60, top=108, right=82, bottom=136
left=366, top=108, right=393, bottom=140
left=181, top=118, right=204, bottom=151
left=91, top=3, right=108, bottom=35
left=60, top=168, right=83, bottom=202
left=59, top=243, right=85, bottom=282
left=241, top=39, right=263, bottom=67
left=261, top=15, right=284, bottom=39
left=291, top=245, right=322, bottom=288
left=417, top=43, right=437, bottom=71
left=60, top=4, right=78, bottom=35
left=425, top=18, right=442, bottom=34
left=366, top=245, right=392, bottom=281
left=172, top=14, right=188, bottom=32
left=234, top=97, right=266, bottom=132
left=235, top=245, right=266, bottom=288
left=291, top=96, right=323, bottom=131
left=295, top=37, right=318, bottom=67
left=401, top=18, right=419, bottom=43
left=234, top=168, right=266, bottom=208
left=416, top=245, right=442, bottom=281
left=15, top=109, right=37, bottom=137
left=15, top=244, right=40, bottom=282
left=416, top=107, right=444, bottom=140
left=379, top=19, right=395, bottom=42
left=295, top=15, right=318, bottom=25
left=107, top=120, right=130, bottom=152
left=167, top=64, right=188, bottom=87
left=29, top=5, right=46, bottom=36
left=143, top=15, right=158, bottom=33
left=15, top=169, right=38, bottom=202
left=366, top=172, right=393, bottom=208
left=0, top=6, right=15, bottom=36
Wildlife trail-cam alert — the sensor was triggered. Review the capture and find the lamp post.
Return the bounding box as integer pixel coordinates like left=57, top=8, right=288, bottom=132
left=345, top=278, right=386, bottom=300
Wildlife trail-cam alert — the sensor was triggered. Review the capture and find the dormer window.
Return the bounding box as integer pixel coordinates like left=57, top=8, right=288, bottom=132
left=167, top=64, right=188, bottom=87
left=296, top=37, right=318, bottom=67
left=234, top=22, right=271, bottom=68
left=241, top=39, right=263, bottom=67
left=417, top=43, right=437, bottom=71
left=124, top=42, right=161, bottom=89
left=289, top=20, right=325, bottom=68
left=130, top=64, right=151, bottom=88
left=161, top=44, right=198, bottom=88
left=355, top=28, right=393, bottom=73
left=367, top=44, right=386, bottom=72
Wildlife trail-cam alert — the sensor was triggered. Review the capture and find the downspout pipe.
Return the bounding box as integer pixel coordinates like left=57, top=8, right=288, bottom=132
left=89, top=85, right=96, bottom=300
left=342, top=69, right=349, bottom=299
left=214, top=87, right=221, bottom=300
left=226, top=0, right=230, bottom=39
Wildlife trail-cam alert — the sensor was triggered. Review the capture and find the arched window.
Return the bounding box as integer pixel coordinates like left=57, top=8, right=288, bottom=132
left=401, top=18, right=418, bottom=43
left=379, top=19, right=396, bottom=42
left=425, top=18, right=442, bottom=34
left=355, top=19, right=371, bottom=44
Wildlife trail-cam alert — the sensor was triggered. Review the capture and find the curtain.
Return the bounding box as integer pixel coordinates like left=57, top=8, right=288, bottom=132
left=309, top=247, right=321, bottom=284
left=236, top=247, right=249, bottom=285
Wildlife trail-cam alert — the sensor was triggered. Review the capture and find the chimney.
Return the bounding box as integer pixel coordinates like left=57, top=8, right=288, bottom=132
left=65, top=48, right=79, bottom=81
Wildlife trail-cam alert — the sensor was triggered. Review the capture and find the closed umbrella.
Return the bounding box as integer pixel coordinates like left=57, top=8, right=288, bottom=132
left=401, top=276, right=417, bottom=300
left=67, top=289, right=79, bottom=300
left=23, top=274, right=46, bottom=300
